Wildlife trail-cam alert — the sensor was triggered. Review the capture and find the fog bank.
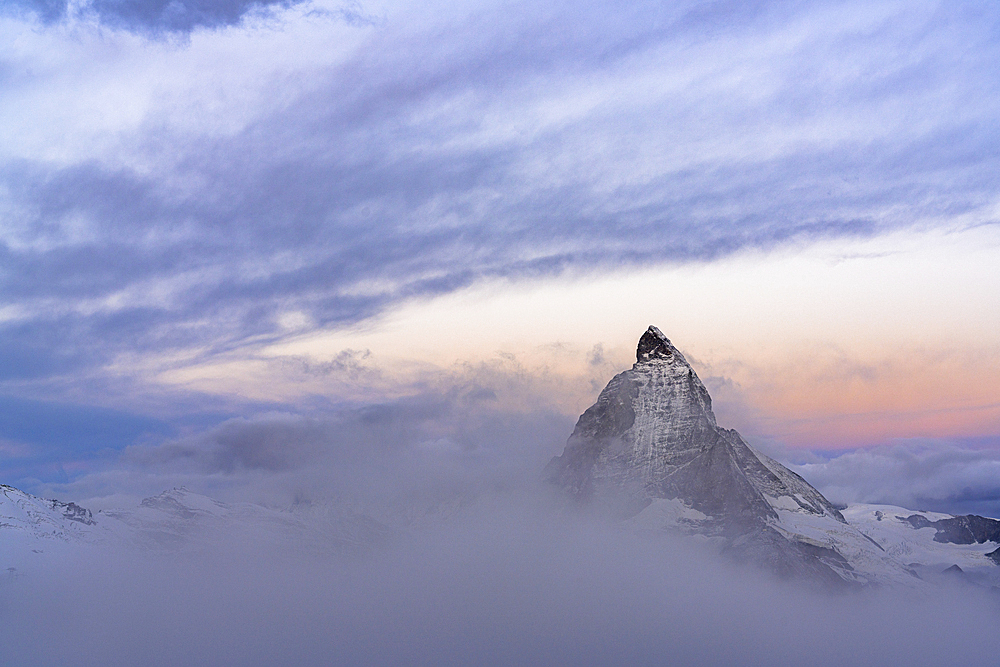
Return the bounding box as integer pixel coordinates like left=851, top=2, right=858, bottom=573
left=3, top=490, right=1000, bottom=667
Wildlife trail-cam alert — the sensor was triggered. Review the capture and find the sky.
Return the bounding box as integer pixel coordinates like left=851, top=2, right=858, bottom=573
left=1, top=0, right=999, bottom=515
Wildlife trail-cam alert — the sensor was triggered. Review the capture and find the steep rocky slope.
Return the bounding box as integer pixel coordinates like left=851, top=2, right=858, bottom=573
left=546, top=326, right=921, bottom=586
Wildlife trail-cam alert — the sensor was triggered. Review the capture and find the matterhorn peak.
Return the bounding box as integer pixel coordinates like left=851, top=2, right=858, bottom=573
left=636, top=325, right=683, bottom=363
left=546, top=326, right=890, bottom=586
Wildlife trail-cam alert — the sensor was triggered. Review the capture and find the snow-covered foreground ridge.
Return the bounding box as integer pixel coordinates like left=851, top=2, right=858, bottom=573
left=547, top=326, right=1000, bottom=588
left=0, top=484, right=391, bottom=577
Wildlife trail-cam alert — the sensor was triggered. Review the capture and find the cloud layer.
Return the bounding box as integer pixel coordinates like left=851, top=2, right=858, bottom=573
left=6, top=481, right=1000, bottom=667
left=2, top=0, right=999, bottom=395
left=791, top=438, right=1000, bottom=517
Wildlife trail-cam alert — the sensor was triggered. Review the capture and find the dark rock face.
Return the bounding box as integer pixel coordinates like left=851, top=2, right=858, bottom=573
left=546, top=326, right=851, bottom=582
left=48, top=499, right=95, bottom=526
left=636, top=327, right=679, bottom=362
left=725, top=527, right=857, bottom=587
left=902, top=514, right=1000, bottom=545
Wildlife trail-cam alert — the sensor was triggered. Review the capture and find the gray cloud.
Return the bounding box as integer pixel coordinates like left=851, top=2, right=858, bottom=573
left=129, top=412, right=331, bottom=472
left=110, top=389, right=573, bottom=509
left=790, top=439, right=1000, bottom=517
left=4, top=0, right=305, bottom=31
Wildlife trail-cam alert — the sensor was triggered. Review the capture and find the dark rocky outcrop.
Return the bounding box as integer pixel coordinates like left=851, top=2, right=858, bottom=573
left=902, top=514, right=1000, bottom=545
left=49, top=500, right=96, bottom=525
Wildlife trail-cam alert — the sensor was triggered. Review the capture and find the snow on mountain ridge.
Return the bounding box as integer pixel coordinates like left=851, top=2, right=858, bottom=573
left=844, top=504, right=1000, bottom=574
left=1, top=484, right=97, bottom=540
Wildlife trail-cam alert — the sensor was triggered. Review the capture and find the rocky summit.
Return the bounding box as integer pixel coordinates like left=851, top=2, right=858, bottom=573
left=546, top=326, right=920, bottom=586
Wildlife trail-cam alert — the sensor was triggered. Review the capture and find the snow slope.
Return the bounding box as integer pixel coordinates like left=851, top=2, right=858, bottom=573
left=1, top=485, right=392, bottom=578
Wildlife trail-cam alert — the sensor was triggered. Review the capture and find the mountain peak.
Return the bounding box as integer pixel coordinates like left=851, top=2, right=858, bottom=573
left=547, top=327, right=871, bottom=585
left=636, top=325, right=680, bottom=363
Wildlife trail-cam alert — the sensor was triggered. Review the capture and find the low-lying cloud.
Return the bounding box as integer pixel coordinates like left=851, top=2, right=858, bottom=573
left=791, top=439, right=1000, bottom=517
left=31, top=384, right=572, bottom=510
left=4, top=484, right=1000, bottom=667
left=4, top=360, right=1000, bottom=665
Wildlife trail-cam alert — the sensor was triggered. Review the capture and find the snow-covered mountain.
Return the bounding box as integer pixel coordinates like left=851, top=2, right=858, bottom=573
left=1, top=485, right=391, bottom=577
left=844, top=505, right=1000, bottom=585
left=546, top=326, right=1000, bottom=587
left=1, top=483, right=96, bottom=539
left=1, top=483, right=105, bottom=577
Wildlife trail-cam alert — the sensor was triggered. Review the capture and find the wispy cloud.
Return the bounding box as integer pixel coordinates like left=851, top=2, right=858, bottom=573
left=3, top=1, right=999, bottom=389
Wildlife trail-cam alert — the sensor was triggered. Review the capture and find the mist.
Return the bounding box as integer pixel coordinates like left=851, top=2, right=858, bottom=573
left=4, top=493, right=1000, bottom=666
left=5, top=407, right=1000, bottom=667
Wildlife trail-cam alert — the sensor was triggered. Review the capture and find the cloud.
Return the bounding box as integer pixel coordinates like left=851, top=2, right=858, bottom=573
left=2, top=337, right=634, bottom=506
left=2, top=0, right=1000, bottom=403
left=128, top=412, right=329, bottom=472
left=11, top=359, right=574, bottom=506
left=6, top=475, right=1000, bottom=666
left=790, top=439, right=1000, bottom=517
left=4, top=0, right=306, bottom=32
